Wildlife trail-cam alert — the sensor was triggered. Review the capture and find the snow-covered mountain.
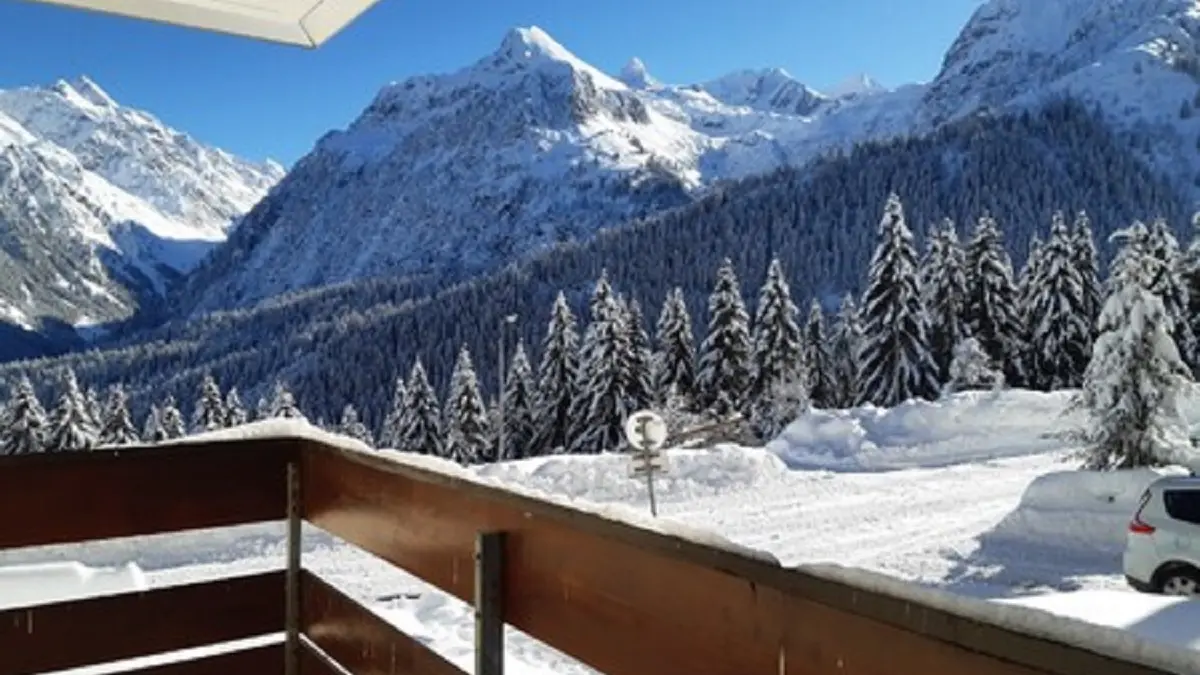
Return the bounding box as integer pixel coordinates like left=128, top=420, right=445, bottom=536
left=0, top=78, right=283, bottom=336
left=919, top=0, right=1200, bottom=190
left=177, top=27, right=917, bottom=314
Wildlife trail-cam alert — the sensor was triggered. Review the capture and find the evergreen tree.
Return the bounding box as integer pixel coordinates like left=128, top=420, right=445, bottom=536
left=1146, top=218, right=1195, bottom=367
left=944, top=337, right=1004, bottom=394
left=378, top=375, right=408, bottom=449
left=47, top=369, right=98, bottom=452
left=1072, top=232, right=1194, bottom=469
left=192, top=373, right=227, bottom=433
left=159, top=395, right=186, bottom=439
left=1027, top=212, right=1091, bottom=390
left=964, top=213, right=1026, bottom=386
left=142, top=404, right=168, bottom=443
left=921, top=219, right=970, bottom=383
left=254, top=397, right=271, bottom=422
left=444, top=346, right=491, bottom=464
left=803, top=300, right=836, bottom=409
left=622, top=297, right=655, bottom=412
left=500, top=341, right=537, bottom=460
left=856, top=194, right=939, bottom=406
left=2, top=376, right=46, bottom=455
left=696, top=258, right=753, bottom=418
left=270, top=381, right=305, bottom=420
left=84, top=387, right=102, bottom=429
left=653, top=287, right=696, bottom=407
left=337, top=404, right=374, bottom=446
left=1071, top=211, right=1103, bottom=337
left=749, top=258, right=803, bottom=412
left=570, top=286, right=634, bottom=454
left=224, top=387, right=248, bottom=427
left=1015, top=232, right=1046, bottom=382
left=99, top=384, right=139, bottom=446
left=400, top=360, right=443, bottom=455
left=829, top=295, right=863, bottom=408
left=531, top=292, right=579, bottom=456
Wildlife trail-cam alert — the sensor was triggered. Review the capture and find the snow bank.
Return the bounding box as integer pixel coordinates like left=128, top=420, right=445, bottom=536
left=769, top=389, right=1078, bottom=471
left=998, top=590, right=1200, bottom=653
left=803, top=563, right=1200, bottom=670
left=0, top=561, right=147, bottom=610
left=986, top=466, right=1189, bottom=555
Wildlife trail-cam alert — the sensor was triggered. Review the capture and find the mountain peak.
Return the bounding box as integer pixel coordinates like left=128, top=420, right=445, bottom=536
left=826, top=73, right=885, bottom=98
left=620, top=57, right=660, bottom=89
left=496, top=26, right=576, bottom=64
left=50, top=75, right=118, bottom=110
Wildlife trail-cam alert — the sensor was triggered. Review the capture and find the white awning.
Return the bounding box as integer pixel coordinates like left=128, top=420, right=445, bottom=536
left=24, top=0, right=382, bottom=47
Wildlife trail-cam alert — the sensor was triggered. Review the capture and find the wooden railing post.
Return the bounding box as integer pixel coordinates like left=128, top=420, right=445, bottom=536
left=475, top=532, right=505, bottom=675
left=285, top=460, right=302, bottom=675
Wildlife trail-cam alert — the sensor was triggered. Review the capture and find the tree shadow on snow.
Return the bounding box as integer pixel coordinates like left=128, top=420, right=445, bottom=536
left=1124, top=600, right=1200, bottom=650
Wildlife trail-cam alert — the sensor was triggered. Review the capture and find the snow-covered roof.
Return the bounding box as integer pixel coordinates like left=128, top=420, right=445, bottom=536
left=26, top=0, right=380, bottom=47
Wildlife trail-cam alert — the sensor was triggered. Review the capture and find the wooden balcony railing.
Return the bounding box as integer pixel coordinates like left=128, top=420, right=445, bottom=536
left=0, top=435, right=1194, bottom=675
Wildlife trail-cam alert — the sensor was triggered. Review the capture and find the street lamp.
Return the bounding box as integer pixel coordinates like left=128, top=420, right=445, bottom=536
left=497, top=313, right=518, bottom=462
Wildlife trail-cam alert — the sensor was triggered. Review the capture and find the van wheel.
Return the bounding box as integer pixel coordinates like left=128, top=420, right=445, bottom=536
left=1156, top=565, right=1200, bottom=597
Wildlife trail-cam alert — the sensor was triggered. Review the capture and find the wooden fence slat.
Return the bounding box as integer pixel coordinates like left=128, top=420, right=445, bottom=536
left=0, top=570, right=285, bottom=675
left=0, top=438, right=295, bottom=549
left=301, top=569, right=465, bottom=675
left=114, top=642, right=282, bottom=674
left=301, top=443, right=1181, bottom=675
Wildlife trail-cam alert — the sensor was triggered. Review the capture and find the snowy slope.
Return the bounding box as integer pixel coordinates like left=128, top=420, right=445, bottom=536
left=7, top=389, right=1200, bottom=673
left=0, top=78, right=283, bottom=338
left=176, top=26, right=921, bottom=314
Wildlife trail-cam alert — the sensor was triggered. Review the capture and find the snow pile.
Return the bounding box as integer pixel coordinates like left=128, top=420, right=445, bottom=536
left=0, top=561, right=147, bottom=610
left=985, top=466, right=1189, bottom=555
left=769, top=389, right=1079, bottom=471
left=998, top=590, right=1200, bottom=653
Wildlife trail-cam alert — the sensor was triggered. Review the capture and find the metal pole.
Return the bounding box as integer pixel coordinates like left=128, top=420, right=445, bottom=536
left=284, top=461, right=301, bottom=675
left=645, top=458, right=658, bottom=517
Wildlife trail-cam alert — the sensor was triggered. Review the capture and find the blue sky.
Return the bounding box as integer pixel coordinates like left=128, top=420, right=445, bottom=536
left=0, top=0, right=982, bottom=166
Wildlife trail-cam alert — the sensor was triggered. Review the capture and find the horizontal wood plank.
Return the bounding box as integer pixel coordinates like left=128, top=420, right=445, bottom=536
left=301, top=442, right=1181, bottom=675
left=115, top=642, right=282, bottom=674
left=1, top=571, right=285, bottom=675
left=302, top=569, right=465, bottom=675
left=0, top=437, right=295, bottom=549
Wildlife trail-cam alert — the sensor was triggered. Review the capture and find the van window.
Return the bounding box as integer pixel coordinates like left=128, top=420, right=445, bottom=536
left=1163, top=490, right=1200, bottom=525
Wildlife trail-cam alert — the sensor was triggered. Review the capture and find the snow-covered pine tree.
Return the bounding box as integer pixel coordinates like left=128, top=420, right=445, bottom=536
left=399, top=360, right=443, bottom=455
left=696, top=258, right=753, bottom=419
left=270, top=382, right=306, bottom=420
left=856, top=194, right=940, bottom=407
left=142, top=404, right=168, bottom=443
left=46, top=369, right=98, bottom=452
left=1015, top=232, right=1046, bottom=384
left=1071, top=211, right=1103, bottom=338
left=337, top=404, right=374, bottom=446
left=530, top=292, right=580, bottom=456
left=570, top=287, right=634, bottom=454
left=749, top=375, right=810, bottom=440
left=1027, top=212, right=1091, bottom=390
left=377, top=375, right=408, bottom=449
left=1146, top=218, right=1196, bottom=368
left=921, top=219, right=969, bottom=383
left=1179, top=212, right=1200, bottom=370
left=566, top=276, right=621, bottom=451
left=653, top=287, right=696, bottom=408
left=964, top=213, right=1026, bottom=387
left=192, top=373, right=227, bottom=433
left=1, top=376, right=46, bottom=455
left=622, top=297, right=655, bottom=412
left=98, top=384, right=139, bottom=446
left=85, top=387, right=102, bottom=430
left=944, top=337, right=1004, bottom=395
left=224, top=387, right=248, bottom=427
left=500, top=340, right=536, bottom=461
left=159, top=395, right=186, bottom=439
left=748, top=258, right=804, bottom=415
left=829, top=294, right=863, bottom=408
left=1072, top=230, right=1195, bottom=469
left=444, top=346, right=491, bottom=464
left=803, top=300, right=836, bottom=409
left=254, top=397, right=271, bottom=422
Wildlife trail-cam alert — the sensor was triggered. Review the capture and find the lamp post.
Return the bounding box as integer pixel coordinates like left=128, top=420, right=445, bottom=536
left=497, top=313, right=518, bottom=462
